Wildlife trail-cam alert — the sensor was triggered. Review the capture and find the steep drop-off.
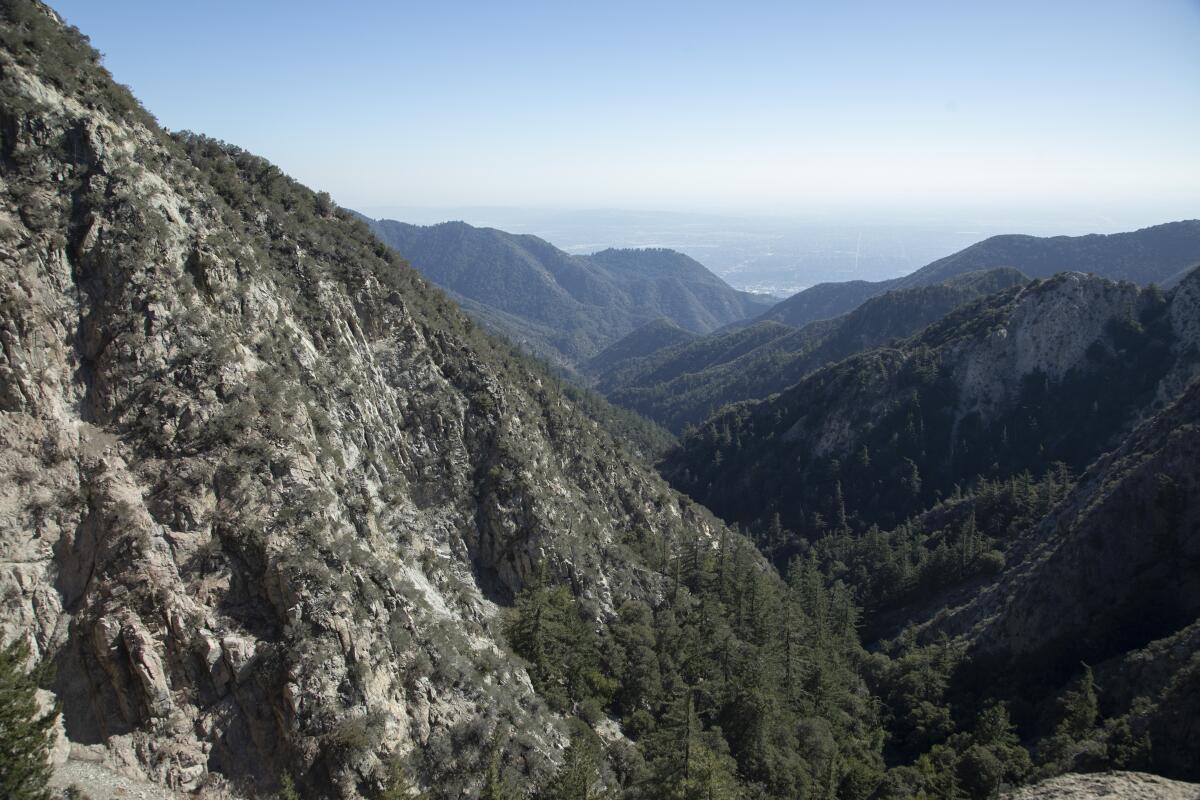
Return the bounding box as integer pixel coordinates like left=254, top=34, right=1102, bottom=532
left=0, top=6, right=740, bottom=795
left=589, top=268, right=1027, bottom=433
left=664, top=269, right=1200, bottom=539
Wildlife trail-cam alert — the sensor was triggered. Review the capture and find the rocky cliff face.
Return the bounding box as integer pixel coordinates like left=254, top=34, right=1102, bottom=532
left=1001, top=771, right=1200, bottom=800
left=950, top=271, right=1199, bottom=423
left=0, top=5, right=725, bottom=796
left=663, top=268, right=1198, bottom=536
left=950, top=274, right=1139, bottom=417
left=919, top=377, right=1200, bottom=664
left=587, top=267, right=1028, bottom=434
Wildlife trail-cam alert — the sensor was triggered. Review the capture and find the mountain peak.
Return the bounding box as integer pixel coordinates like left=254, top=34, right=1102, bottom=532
left=362, top=216, right=774, bottom=367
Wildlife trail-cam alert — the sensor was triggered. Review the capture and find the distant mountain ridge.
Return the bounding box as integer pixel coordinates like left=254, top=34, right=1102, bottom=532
left=759, top=220, right=1200, bottom=329
left=362, top=217, right=774, bottom=368
left=587, top=267, right=1028, bottom=432
left=581, top=317, right=699, bottom=378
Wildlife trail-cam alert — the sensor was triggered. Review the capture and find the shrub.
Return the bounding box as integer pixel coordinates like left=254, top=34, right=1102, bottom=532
left=0, top=639, right=58, bottom=800
left=956, top=745, right=1003, bottom=799
left=978, top=549, right=1006, bottom=575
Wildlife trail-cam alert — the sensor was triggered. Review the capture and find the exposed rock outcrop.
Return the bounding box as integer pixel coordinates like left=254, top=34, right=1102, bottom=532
left=917, top=377, right=1200, bottom=664
left=0, top=5, right=725, bottom=796
left=1001, top=771, right=1200, bottom=800
left=662, top=266, right=1199, bottom=536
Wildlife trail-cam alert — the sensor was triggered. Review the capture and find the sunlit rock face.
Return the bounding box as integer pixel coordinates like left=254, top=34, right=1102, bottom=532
left=0, top=5, right=722, bottom=795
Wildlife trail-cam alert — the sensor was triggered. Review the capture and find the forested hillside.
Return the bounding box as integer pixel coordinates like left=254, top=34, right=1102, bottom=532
left=364, top=218, right=773, bottom=369
left=3, top=3, right=1200, bottom=799
left=590, top=268, right=1027, bottom=432
left=663, top=271, right=1198, bottom=539
left=661, top=267, right=1200, bottom=787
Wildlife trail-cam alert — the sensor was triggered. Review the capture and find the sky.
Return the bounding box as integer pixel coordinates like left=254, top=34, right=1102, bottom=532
left=46, top=1, right=1200, bottom=227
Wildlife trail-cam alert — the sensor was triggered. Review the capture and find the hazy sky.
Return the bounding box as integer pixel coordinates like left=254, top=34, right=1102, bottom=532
left=48, top=1, right=1200, bottom=225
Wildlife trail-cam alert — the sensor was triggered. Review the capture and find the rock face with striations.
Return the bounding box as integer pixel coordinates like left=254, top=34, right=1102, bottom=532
left=586, top=267, right=1029, bottom=433
left=1001, top=771, right=1200, bottom=800
left=663, top=268, right=1200, bottom=536
left=0, top=4, right=725, bottom=796
left=949, top=273, right=1143, bottom=421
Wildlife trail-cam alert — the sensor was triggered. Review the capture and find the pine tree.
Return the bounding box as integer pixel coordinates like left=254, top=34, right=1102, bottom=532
left=970, top=703, right=1031, bottom=786
left=506, top=564, right=610, bottom=713
left=276, top=774, right=301, bottom=800
left=833, top=481, right=849, bottom=534
left=903, top=458, right=922, bottom=499
left=610, top=601, right=661, bottom=717
left=1056, top=664, right=1098, bottom=740
left=481, top=738, right=516, bottom=800
left=959, top=511, right=978, bottom=574
left=0, top=639, right=58, bottom=800
left=541, top=721, right=603, bottom=800
left=766, top=513, right=785, bottom=553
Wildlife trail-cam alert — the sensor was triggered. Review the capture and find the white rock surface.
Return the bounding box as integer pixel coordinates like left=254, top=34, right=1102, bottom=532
left=1002, top=771, right=1200, bottom=800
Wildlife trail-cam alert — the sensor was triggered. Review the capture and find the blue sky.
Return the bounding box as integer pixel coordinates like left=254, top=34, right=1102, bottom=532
left=48, top=1, right=1200, bottom=225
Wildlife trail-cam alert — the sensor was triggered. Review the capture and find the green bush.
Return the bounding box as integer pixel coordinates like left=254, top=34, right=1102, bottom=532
left=0, top=640, right=58, bottom=800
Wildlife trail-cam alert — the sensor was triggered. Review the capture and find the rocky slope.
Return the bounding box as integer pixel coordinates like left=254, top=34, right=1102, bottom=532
left=656, top=264, right=1200, bottom=784
left=758, top=220, right=1200, bottom=329
left=664, top=269, right=1200, bottom=536
left=587, top=267, right=1027, bottom=433
left=363, top=218, right=774, bottom=369
left=0, top=5, right=735, bottom=796
left=1001, top=772, right=1200, bottom=800
left=908, top=378, right=1200, bottom=777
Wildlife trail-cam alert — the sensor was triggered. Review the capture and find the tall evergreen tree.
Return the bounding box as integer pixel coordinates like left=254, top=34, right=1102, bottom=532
left=541, top=721, right=605, bottom=800
left=0, top=639, right=58, bottom=800
left=480, top=737, right=517, bottom=800
left=1056, top=664, right=1099, bottom=740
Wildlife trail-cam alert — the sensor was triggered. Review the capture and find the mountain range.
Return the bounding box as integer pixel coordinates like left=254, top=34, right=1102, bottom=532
left=758, top=221, right=1200, bottom=329
left=586, top=267, right=1028, bottom=433
left=663, top=268, right=1199, bottom=538
left=584, top=221, right=1200, bottom=434
left=362, top=217, right=774, bottom=369
left=2, top=3, right=1200, bottom=800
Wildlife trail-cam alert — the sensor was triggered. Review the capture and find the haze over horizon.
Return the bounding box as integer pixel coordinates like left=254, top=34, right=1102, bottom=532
left=10, top=5, right=1200, bottom=798
left=45, top=0, right=1200, bottom=230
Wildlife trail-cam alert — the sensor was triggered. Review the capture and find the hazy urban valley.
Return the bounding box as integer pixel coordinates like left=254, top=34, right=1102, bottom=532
left=2, top=2, right=1200, bottom=800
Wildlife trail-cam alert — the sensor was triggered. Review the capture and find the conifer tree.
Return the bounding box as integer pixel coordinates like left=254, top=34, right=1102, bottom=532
left=481, top=737, right=516, bottom=800
left=276, top=774, right=301, bottom=800
left=1056, top=664, right=1098, bottom=740
left=0, top=639, right=58, bottom=800
left=541, top=721, right=604, bottom=800
left=378, top=757, right=425, bottom=800
left=833, top=482, right=849, bottom=534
